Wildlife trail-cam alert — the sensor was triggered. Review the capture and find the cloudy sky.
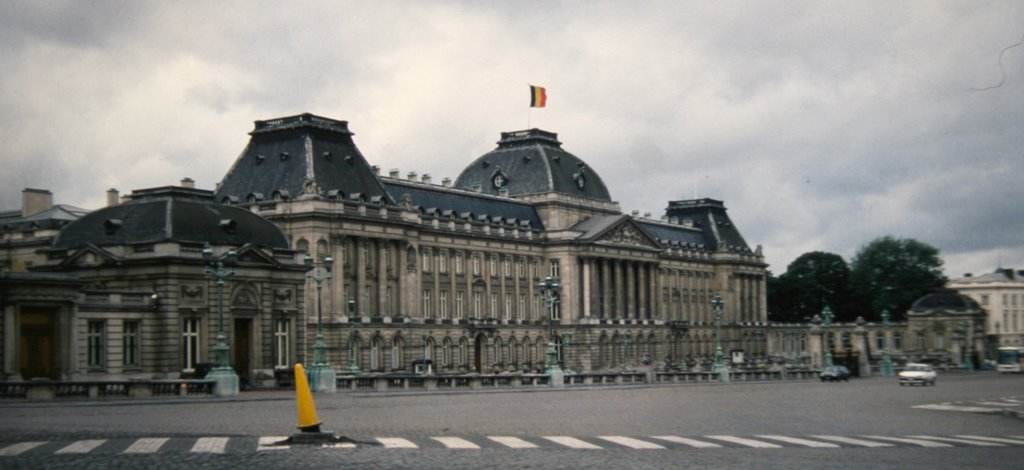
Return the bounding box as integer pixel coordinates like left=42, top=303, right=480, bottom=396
left=2, top=1, right=1022, bottom=278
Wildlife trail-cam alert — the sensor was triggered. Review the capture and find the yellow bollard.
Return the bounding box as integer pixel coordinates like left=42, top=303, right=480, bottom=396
left=294, top=363, right=322, bottom=433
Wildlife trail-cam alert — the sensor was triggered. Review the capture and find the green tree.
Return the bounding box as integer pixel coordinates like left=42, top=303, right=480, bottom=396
left=848, top=236, right=947, bottom=321
left=769, top=251, right=854, bottom=323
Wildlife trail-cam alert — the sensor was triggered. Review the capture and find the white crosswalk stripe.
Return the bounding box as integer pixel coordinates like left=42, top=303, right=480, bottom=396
left=705, top=435, right=782, bottom=448
left=861, top=436, right=952, bottom=448
left=810, top=435, right=894, bottom=448
left=954, top=435, right=1024, bottom=445
left=256, top=436, right=289, bottom=451
left=755, top=435, right=839, bottom=448
left=191, top=437, right=229, bottom=453
left=123, top=438, right=169, bottom=454
left=649, top=435, right=723, bottom=448
left=906, top=435, right=1003, bottom=447
left=56, top=440, right=106, bottom=454
left=0, top=442, right=46, bottom=456
left=488, top=436, right=538, bottom=449
left=377, top=437, right=418, bottom=448
left=597, top=436, right=665, bottom=449
left=541, top=436, right=603, bottom=449
left=431, top=437, right=480, bottom=449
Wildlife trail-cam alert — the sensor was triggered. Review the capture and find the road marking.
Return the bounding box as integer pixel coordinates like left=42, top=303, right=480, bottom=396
left=541, top=436, right=603, bottom=449
left=431, top=437, right=480, bottom=449
left=906, top=435, right=1003, bottom=447
left=596, top=436, right=665, bottom=449
left=755, top=435, right=839, bottom=448
left=810, top=435, right=894, bottom=448
left=256, top=436, right=289, bottom=451
left=123, top=438, right=170, bottom=454
left=55, top=440, right=106, bottom=454
left=649, top=435, right=722, bottom=448
left=913, top=404, right=1002, bottom=413
left=861, top=436, right=952, bottom=448
left=488, top=436, right=538, bottom=449
left=377, top=437, right=418, bottom=448
left=954, top=435, right=1024, bottom=445
left=704, top=435, right=782, bottom=448
left=0, top=442, right=46, bottom=456
left=191, top=437, right=229, bottom=453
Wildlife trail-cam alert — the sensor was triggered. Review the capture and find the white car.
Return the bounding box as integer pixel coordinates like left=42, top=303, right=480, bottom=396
left=898, top=363, right=937, bottom=386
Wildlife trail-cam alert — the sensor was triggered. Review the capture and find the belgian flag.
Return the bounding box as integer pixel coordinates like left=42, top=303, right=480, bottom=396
left=530, top=85, right=547, bottom=108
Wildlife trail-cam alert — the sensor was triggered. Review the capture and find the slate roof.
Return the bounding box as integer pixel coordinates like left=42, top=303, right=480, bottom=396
left=952, top=268, right=1024, bottom=283
left=382, top=180, right=544, bottom=229
left=454, top=129, right=612, bottom=201
left=0, top=205, right=89, bottom=232
left=215, top=113, right=391, bottom=205
left=636, top=220, right=709, bottom=248
left=53, top=187, right=289, bottom=250
left=910, top=290, right=983, bottom=313
left=663, top=199, right=751, bottom=252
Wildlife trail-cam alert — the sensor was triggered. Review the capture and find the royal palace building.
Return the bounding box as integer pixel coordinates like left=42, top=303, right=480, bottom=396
left=2, top=113, right=768, bottom=385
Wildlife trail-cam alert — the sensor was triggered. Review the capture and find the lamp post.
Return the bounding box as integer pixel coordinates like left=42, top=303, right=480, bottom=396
left=822, top=306, right=834, bottom=368
left=346, top=299, right=360, bottom=374
left=304, top=254, right=335, bottom=392
left=537, top=275, right=563, bottom=386
left=962, top=320, right=974, bottom=372
left=203, top=243, right=239, bottom=398
left=880, top=310, right=894, bottom=377
left=711, top=294, right=728, bottom=381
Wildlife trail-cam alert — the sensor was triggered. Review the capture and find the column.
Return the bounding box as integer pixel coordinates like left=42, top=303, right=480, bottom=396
left=377, top=239, right=387, bottom=318
left=601, top=259, right=611, bottom=320
left=638, top=263, right=647, bottom=320
left=355, top=237, right=365, bottom=315
left=582, top=257, right=592, bottom=319
left=625, top=261, right=635, bottom=319
left=615, top=260, right=625, bottom=319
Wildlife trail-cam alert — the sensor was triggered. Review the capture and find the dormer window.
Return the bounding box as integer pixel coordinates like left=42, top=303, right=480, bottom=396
left=491, top=168, right=509, bottom=189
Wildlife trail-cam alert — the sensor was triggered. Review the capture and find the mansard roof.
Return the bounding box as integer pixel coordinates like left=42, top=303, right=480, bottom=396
left=0, top=204, right=89, bottom=232
left=53, top=187, right=289, bottom=250
left=453, top=129, right=612, bottom=201
left=382, top=179, right=544, bottom=229
left=663, top=198, right=752, bottom=252
left=215, top=113, right=391, bottom=205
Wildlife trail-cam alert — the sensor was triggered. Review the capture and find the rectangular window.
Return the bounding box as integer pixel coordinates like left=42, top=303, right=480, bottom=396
left=473, top=292, right=482, bottom=317
left=440, top=252, right=448, bottom=273
left=274, top=319, right=290, bottom=368
left=875, top=333, right=884, bottom=350
left=549, top=260, right=560, bottom=278
left=504, top=294, right=512, bottom=320
left=456, top=290, right=465, bottom=319
left=519, top=294, right=526, bottom=320
left=440, top=290, right=449, bottom=319
left=123, top=321, right=140, bottom=368
left=473, top=256, right=481, bottom=275
left=423, top=290, right=432, bottom=318
left=489, top=257, right=497, bottom=276
left=87, top=320, right=105, bottom=368
left=503, top=259, right=511, bottom=277
left=490, top=293, right=498, bottom=319
left=518, top=260, right=525, bottom=278
left=423, top=250, right=431, bottom=273
left=455, top=254, right=463, bottom=274
left=385, top=286, right=393, bottom=315
left=182, top=318, right=200, bottom=372
left=533, top=295, right=540, bottom=320
left=530, top=261, right=538, bottom=279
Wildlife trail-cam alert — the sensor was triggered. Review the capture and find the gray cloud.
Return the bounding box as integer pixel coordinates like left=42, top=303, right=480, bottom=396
left=2, top=0, right=1022, bottom=278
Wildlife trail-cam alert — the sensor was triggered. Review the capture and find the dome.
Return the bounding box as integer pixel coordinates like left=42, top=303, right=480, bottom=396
left=453, top=129, right=612, bottom=201
left=910, top=290, right=982, bottom=313
left=53, top=187, right=290, bottom=250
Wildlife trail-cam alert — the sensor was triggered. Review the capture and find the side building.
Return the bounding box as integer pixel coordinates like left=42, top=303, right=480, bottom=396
left=949, top=268, right=1024, bottom=348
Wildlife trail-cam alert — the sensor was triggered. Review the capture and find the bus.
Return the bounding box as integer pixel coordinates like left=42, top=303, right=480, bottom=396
left=996, top=346, right=1024, bottom=373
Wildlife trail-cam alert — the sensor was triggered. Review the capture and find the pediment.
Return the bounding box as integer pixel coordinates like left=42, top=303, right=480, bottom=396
left=59, top=245, right=122, bottom=269
left=593, top=219, right=661, bottom=250
left=234, top=244, right=282, bottom=267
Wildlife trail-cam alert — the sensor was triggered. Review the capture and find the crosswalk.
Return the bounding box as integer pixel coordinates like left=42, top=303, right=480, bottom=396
left=3, top=434, right=1024, bottom=455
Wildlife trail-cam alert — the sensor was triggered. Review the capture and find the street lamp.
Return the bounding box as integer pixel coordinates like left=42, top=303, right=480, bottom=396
left=822, top=306, right=834, bottom=368
left=346, top=299, right=360, bottom=373
left=880, top=310, right=894, bottom=377
left=711, top=294, right=728, bottom=381
left=203, top=243, right=239, bottom=398
left=537, top=275, right=563, bottom=386
left=304, top=254, right=335, bottom=392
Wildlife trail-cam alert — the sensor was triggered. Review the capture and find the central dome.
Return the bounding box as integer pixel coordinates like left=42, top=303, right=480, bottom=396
left=454, top=129, right=612, bottom=201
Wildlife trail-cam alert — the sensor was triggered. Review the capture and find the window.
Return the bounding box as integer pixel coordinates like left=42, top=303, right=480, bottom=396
left=422, top=290, right=432, bottom=318
left=385, top=286, right=393, bottom=315
left=123, top=321, right=140, bottom=368
left=893, top=332, right=903, bottom=349
left=489, top=257, right=497, bottom=276
left=472, top=256, right=481, bottom=275
left=518, top=294, right=526, bottom=320
left=490, top=293, right=498, bottom=319
left=370, top=338, right=382, bottom=370
left=439, top=251, right=447, bottom=273
left=364, top=286, right=373, bottom=315
left=934, top=334, right=944, bottom=349
left=362, top=243, right=370, bottom=266
left=532, top=295, right=540, bottom=320
left=503, top=258, right=511, bottom=277
left=440, top=290, right=449, bottom=319
left=182, top=318, right=200, bottom=372
left=549, top=260, right=560, bottom=278
left=916, top=331, right=925, bottom=350
left=455, top=253, right=463, bottom=274
left=875, top=333, right=885, bottom=350
left=473, top=292, right=482, bottom=317
left=88, top=321, right=105, bottom=368
left=384, top=246, right=392, bottom=271
left=530, top=261, right=538, bottom=279
left=422, top=249, right=431, bottom=273
left=456, top=291, right=465, bottom=319
left=274, top=319, right=290, bottom=368
left=458, top=338, right=467, bottom=365
left=442, top=338, right=452, bottom=367
left=504, top=294, right=512, bottom=320
left=981, top=294, right=989, bottom=306
left=391, top=338, right=402, bottom=370
left=518, top=260, right=525, bottom=278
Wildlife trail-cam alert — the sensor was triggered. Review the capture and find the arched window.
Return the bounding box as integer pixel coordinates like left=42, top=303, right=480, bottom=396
left=442, top=337, right=452, bottom=368
left=458, top=337, right=468, bottom=366
left=370, top=336, right=382, bottom=370
left=391, top=337, right=403, bottom=370
left=509, top=338, right=519, bottom=368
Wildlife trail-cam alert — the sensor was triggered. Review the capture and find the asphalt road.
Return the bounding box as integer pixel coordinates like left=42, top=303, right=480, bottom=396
left=1, top=373, right=1022, bottom=469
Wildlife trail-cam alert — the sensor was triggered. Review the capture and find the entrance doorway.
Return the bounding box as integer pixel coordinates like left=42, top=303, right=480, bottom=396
left=20, top=309, right=58, bottom=379
left=232, top=318, right=252, bottom=385
left=474, top=334, right=484, bottom=373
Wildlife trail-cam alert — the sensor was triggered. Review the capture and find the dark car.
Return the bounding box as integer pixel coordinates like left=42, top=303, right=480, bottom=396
left=819, top=365, right=851, bottom=382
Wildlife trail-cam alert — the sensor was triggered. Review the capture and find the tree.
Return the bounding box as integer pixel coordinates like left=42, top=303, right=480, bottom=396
left=768, top=251, right=854, bottom=323
left=848, top=236, right=947, bottom=321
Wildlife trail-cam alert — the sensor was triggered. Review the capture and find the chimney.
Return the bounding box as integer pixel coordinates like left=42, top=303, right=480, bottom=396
left=421, top=173, right=432, bottom=185
left=389, top=168, right=400, bottom=179
left=180, top=178, right=195, bottom=189
left=107, top=188, right=120, bottom=207
left=442, top=177, right=452, bottom=188
left=407, top=171, right=417, bottom=182
left=631, top=210, right=639, bottom=217
left=21, top=188, right=53, bottom=217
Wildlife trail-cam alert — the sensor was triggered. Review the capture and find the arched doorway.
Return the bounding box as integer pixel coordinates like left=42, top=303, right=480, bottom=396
left=474, top=333, right=486, bottom=373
